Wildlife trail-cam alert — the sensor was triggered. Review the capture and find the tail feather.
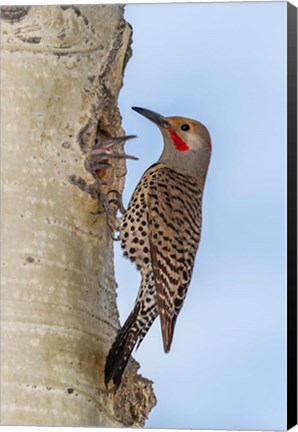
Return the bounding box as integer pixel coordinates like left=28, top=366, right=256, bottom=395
left=105, top=269, right=160, bottom=387
left=104, top=303, right=141, bottom=387
left=160, top=311, right=177, bottom=353
left=104, top=300, right=159, bottom=387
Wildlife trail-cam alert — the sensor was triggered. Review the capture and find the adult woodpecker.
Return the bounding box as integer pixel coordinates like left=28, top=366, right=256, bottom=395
left=102, top=107, right=211, bottom=387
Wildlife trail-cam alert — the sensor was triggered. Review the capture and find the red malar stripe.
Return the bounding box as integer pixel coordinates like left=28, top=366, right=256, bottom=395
left=169, top=129, right=189, bottom=152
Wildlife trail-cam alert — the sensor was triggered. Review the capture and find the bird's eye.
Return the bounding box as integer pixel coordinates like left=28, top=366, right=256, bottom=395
left=181, top=124, right=190, bottom=131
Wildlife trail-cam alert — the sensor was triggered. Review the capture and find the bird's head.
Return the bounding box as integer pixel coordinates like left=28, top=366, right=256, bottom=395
left=132, top=107, right=211, bottom=180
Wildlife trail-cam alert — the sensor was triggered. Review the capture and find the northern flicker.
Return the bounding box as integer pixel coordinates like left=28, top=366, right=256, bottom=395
left=104, top=107, right=211, bottom=387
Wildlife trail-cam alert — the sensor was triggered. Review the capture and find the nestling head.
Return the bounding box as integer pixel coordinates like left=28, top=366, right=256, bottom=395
left=132, top=107, right=211, bottom=180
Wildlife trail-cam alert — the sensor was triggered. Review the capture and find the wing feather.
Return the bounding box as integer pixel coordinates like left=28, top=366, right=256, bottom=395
left=146, top=166, right=202, bottom=352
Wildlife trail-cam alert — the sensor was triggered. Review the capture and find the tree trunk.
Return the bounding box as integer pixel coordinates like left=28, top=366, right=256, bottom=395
left=1, top=5, right=156, bottom=427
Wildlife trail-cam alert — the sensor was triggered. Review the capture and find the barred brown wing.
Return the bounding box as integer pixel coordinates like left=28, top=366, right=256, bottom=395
left=146, top=166, right=202, bottom=352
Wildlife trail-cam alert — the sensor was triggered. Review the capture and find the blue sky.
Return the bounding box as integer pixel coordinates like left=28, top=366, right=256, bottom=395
left=115, top=2, right=287, bottom=429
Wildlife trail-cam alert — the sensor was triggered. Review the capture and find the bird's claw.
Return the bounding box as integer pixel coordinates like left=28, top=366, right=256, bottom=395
left=89, top=190, right=125, bottom=241
left=101, top=195, right=122, bottom=240
left=107, top=190, right=126, bottom=215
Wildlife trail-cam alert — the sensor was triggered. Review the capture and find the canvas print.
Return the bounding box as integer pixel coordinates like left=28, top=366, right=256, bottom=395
left=1, top=2, right=297, bottom=430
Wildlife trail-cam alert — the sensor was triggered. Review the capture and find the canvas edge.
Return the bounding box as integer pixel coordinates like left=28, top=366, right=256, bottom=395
left=287, top=1, right=298, bottom=430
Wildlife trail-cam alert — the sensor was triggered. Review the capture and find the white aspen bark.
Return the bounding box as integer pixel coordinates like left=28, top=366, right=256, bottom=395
left=0, top=5, right=156, bottom=427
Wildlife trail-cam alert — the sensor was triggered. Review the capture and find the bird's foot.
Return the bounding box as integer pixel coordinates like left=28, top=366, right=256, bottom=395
left=103, top=195, right=122, bottom=240
left=89, top=190, right=125, bottom=240
left=107, top=190, right=126, bottom=215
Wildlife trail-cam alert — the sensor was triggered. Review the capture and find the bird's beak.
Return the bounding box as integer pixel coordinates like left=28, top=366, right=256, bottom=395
left=132, top=107, right=169, bottom=128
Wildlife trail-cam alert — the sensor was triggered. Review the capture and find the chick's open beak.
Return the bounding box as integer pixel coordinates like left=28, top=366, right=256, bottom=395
left=132, top=107, right=169, bottom=128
